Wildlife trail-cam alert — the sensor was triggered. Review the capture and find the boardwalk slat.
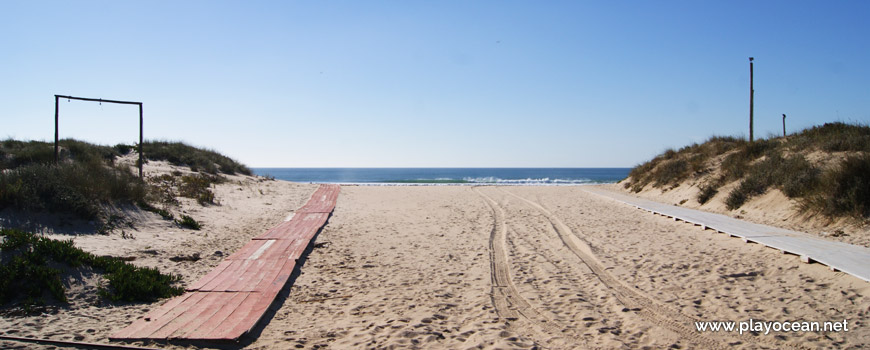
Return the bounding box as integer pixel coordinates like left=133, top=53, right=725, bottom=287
left=226, top=260, right=279, bottom=292
left=254, top=259, right=296, bottom=292
left=125, top=292, right=210, bottom=340
left=253, top=213, right=329, bottom=240
left=227, top=240, right=272, bottom=260
left=112, top=184, right=340, bottom=342
left=258, top=239, right=296, bottom=260
left=222, top=292, right=278, bottom=340
left=166, top=292, right=238, bottom=339
left=584, top=187, right=870, bottom=283
left=110, top=292, right=197, bottom=339
left=254, top=220, right=297, bottom=240
left=150, top=292, right=230, bottom=339
left=215, top=259, right=262, bottom=292
left=187, top=260, right=233, bottom=291
left=199, top=292, right=265, bottom=340
left=183, top=292, right=251, bottom=339
left=199, top=260, right=246, bottom=291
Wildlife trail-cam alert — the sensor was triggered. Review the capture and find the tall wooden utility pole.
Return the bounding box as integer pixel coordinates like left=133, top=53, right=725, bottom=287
left=749, top=57, right=754, bottom=142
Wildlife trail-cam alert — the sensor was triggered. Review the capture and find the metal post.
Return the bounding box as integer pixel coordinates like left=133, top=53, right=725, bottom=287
left=54, top=95, right=59, bottom=163
left=749, top=57, right=754, bottom=142
left=139, top=103, right=143, bottom=178
left=782, top=114, right=787, bottom=137
left=53, top=95, right=144, bottom=178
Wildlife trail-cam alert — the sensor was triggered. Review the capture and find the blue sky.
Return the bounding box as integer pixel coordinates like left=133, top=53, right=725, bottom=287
left=2, top=1, right=868, bottom=167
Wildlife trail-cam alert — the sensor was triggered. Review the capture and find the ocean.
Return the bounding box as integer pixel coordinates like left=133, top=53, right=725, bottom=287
left=251, top=168, right=630, bottom=185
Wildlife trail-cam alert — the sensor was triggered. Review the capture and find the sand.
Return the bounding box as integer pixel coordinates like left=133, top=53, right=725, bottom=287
left=2, top=177, right=869, bottom=349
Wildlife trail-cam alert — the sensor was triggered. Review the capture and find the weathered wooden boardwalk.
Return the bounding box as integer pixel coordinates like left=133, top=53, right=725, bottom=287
left=111, top=184, right=340, bottom=342
left=583, top=186, right=870, bottom=283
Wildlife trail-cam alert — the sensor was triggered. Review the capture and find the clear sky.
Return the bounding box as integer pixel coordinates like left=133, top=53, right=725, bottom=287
left=2, top=1, right=868, bottom=167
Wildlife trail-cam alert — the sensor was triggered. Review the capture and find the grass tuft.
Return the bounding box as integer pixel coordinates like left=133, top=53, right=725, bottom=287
left=143, top=141, right=251, bottom=175
left=627, top=122, right=868, bottom=220
left=176, top=215, right=201, bottom=230
left=696, top=184, right=718, bottom=204
left=803, top=154, right=870, bottom=218
left=0, top=229, right=183, bottom=306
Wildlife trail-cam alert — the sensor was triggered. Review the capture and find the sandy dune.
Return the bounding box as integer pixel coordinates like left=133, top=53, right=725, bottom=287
left=2, top=182, right=868, bottom=349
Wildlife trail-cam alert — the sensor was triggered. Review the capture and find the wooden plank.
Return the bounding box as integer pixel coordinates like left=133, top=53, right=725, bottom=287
left=253, top=220, right=297, bottom=240
left=187, top=260, right=233, bottom=291
left=168, top=292, right=243, bottom=339
left=149, top=292, right=232, bottom=339
left=296, top=185, right=340, bottom=213
left=212, top=259, right=268, bottom=291
left=253, top=259, right=296, bottom=293
left=110, top=292, right=197, bottom=339
left=112, top=184, right=340, bottom=342
left=584, top=186, right=870, bottom=283
left=121, top=292, right=210, bottom=340
left=221, top=292, right=277, bottom=340
left=254, top=213, right=329, bottom=240
left=286, top=239, right=311, bottom=261
left=198, top=291, right=266, bottom=340
left=226, top=240, right=272, bottom=260
left=199, top=260, right=250, bottom=291
left=182, top=292, right=252, bottom=339
left=225, top=260, right=278, bottom=292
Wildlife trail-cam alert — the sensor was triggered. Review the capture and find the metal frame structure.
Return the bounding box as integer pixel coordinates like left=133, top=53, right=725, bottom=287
left=54, top=95, right=144, bottom=178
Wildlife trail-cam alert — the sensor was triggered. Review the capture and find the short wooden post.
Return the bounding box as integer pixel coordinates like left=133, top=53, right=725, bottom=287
left=139, top=103, right=143, bottom=178
left=782, top=114, right=787, bottom=137
left=749, top=57, right=754, bottom=142
left=54, top=95, right=59, bottom=163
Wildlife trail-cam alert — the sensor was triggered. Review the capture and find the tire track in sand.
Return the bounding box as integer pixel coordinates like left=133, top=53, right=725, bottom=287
left=499, top=188, right=804, bottom=350
left=474, top=187, right=590, bottom=349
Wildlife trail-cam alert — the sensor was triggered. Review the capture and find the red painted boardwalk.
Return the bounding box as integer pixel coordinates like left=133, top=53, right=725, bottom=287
left=111, top=184, right=340, bottom=342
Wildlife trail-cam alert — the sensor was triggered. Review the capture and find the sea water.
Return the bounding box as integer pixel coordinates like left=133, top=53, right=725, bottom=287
left=252, top=168, right=630, bottom=185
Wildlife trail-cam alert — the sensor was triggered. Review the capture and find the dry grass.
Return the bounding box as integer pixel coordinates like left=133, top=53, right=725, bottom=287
left=628, top=122, right=869, bottom=221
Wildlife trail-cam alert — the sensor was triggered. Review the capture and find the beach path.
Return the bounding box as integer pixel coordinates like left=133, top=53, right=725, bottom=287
left=583, top=186, right=870, bottom=283
left=110, top=184, right=340, bottom=342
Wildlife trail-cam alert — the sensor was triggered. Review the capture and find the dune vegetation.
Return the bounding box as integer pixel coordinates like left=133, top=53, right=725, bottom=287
left=624, top=122, right=870, bottom=221
left=0, top=138, right=248, bottom=308
left=0, top=139, right=247, bottom=222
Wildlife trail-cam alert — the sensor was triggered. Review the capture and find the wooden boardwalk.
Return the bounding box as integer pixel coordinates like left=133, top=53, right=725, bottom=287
left=583, top=187, right=870, bottom=283
left=111, top=184, right=340, bottom=342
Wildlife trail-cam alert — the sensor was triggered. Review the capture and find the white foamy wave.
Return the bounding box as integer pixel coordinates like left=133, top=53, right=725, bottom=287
left=463, top=177, right=595, bottom=184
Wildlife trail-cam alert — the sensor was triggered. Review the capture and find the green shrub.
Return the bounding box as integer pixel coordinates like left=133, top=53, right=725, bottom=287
left=95, top=257, right=183, bottom=302
left=787, top=122, right=870, bottom=153
left=177, top=215, right=201, bottom=230
left=778, top=155, right=819, bottom=198
left=113, top=143, right=135, bottom=155
left=697, top=184, right=718, bottom=204
left=143, top=141, right=251, bottom=175
left=804, top=155, right=870, bottom=218
left=627, top=123, right=867, bottom=220
left=0, top=229, right=183, bottom=306
left=651, top=158, right=689, bottom=188
left=726, top=173, right=769, bottom=210
left=138, top=201, right=174, bottom=220
left=179, top=174, right=217, bottom=205
left=0, top=161, right=145, bottom=220
left=0, top=139, right=146, bottom=221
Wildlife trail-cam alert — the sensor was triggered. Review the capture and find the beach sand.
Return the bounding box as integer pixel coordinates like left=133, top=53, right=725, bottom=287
left=2, top=178, right=868, bottom=349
